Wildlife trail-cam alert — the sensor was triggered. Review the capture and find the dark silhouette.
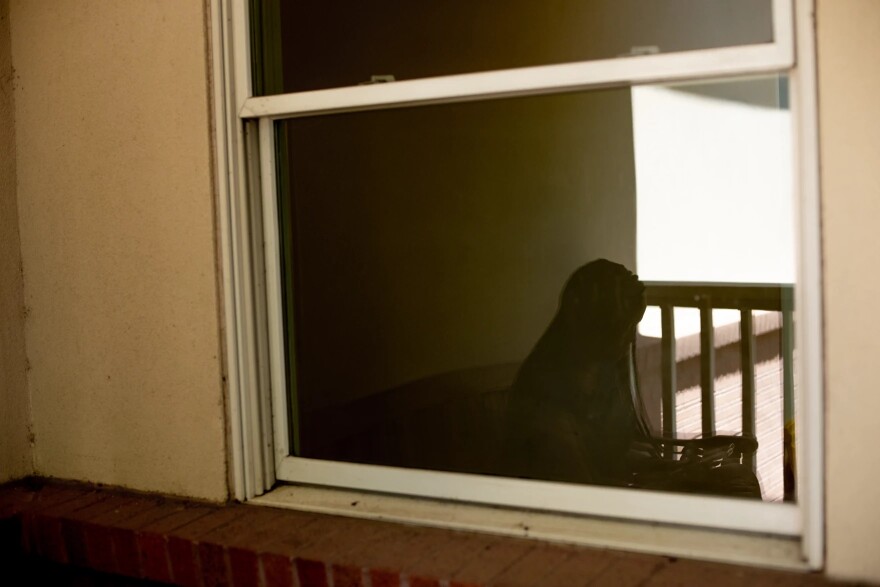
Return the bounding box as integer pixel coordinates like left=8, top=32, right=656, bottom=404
left=503, top=259, right=762, bottom=498
left=502, top=259, right=647, bottom=485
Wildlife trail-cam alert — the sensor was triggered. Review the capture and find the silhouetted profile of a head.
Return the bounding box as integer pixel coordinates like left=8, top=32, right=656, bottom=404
left=556, top=259, right=647, bottom=360
left=503, top=259, right=646, bottom=485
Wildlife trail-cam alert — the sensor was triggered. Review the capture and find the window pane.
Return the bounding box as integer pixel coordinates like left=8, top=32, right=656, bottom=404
left=276, top=77, right=795, bottom=502
left=253, top=0, right=774, bottom=95
left=634, top=78, right=794, bottom=282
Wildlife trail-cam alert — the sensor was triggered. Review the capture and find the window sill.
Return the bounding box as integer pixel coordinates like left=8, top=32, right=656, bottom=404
left=254, top=484, right=808, bottom=573
left=0, top=479, right=837, bottom=586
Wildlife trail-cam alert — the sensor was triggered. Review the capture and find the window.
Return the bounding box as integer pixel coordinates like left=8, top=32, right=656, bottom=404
left=211, top=0, right=822, bottom=568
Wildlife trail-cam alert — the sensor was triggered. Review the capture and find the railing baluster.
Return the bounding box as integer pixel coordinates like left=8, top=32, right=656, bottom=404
left=782, top=307, right=795, bottom=425
left=781, top=303, right=796, bottom=501
left=660, top=304, right=677, bottom=457
left=740, top=309, right=756, bottom=470
left=699, top=299, right=715, bottom=437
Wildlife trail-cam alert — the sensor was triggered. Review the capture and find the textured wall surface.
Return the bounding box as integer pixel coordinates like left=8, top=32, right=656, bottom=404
left=818, top=0, right=880, bottom=582
left=9, top=0, right=227, bottom=500
left=0, top=0, right=32, bottom=484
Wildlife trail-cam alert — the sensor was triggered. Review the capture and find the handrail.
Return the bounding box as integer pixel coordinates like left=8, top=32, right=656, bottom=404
left=645, top=282, right=794, bottom=311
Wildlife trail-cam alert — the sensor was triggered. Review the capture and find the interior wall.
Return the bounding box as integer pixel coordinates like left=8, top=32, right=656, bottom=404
left=0, top=0, right=32, bottom=484
left=8, top=0, right=227, bottom=500
left=278, top=0, right=772, bottom=93
left=818, top=0, right=880, bottom=582
left=285, top=90, right=637, bottom=412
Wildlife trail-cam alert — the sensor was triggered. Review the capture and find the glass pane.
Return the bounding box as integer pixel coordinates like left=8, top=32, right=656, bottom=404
left=252, top=0, right=775, bottom=95
left=633, top=78, right=794, bottom=282
left=276, top=76, right=795, bottom=502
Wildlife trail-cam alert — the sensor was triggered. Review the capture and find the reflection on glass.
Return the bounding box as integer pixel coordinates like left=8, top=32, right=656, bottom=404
left=253, top=0, right=775, bottom=95
left=277, top=77, right=794, bottom=501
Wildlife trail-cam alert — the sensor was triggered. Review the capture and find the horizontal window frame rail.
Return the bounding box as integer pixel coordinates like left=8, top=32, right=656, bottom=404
left=239, top=43, right=792, bottom=120
left=239, top=0, right=793, bottom=120
left=275, top=455, right=801, bottom=536
left=645, top=283, right=795, bottom=311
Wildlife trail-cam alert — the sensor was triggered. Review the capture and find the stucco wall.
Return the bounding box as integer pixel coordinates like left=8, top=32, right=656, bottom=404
left=0, top=0, right=32, bottom=484
left=818, top=0, right=880, bottom=582
left=8, top=0, right=227, bottom=500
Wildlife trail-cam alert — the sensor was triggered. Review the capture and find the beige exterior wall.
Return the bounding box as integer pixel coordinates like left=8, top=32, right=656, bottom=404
left=8, top=0, right=227, bottom=500
left=0, top=0, right=32, bottom=484
left=818, top=0, right=880, bottom=582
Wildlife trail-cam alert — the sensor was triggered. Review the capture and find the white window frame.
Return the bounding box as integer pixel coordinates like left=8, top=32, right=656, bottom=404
left=210, top=0, right=824, bottom=569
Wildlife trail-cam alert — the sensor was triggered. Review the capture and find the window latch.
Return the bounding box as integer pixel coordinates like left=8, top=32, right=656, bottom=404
left=359, top=75, right=397, bottom=85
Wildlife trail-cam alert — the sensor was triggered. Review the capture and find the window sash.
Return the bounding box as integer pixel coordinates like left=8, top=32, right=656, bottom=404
left=240, top=43, right=794, bottom=120
left=238, top=0, right=794, bottom=120
left=255, top=101, right=801, bottom=536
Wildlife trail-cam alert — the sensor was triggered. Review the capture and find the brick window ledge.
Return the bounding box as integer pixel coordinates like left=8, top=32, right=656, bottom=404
left=0, top=479, right=849, bottom=586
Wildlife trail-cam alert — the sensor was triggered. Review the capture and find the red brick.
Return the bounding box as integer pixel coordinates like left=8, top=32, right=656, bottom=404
left=33, top=514, right=67, bottom=563
left=287, top=514, right=398, bottom=565
left=261, top=552, right=294, bottom=587
left=542, top=547, right=616, bottom=586
left=0, top=503, right=18, bottom=520
left=168, top=535, right=200, bottom=587
left=199, top=542, right=231, bottom=587
left=88, top=496, right=168, bottom=529
left=3, top=482, right=857, bottom=587
left=492, top=544, right=575, bottom=586
left=173, top=506, right=248, bottom=541
left=120, top=500, right=200, bottom=531
left=30, top=485, right=96, bottom=511
left=254, top=512, right=324, bottom=557
left=60, top=518, right=89, bottom=566
left=65, top=495, right=136, bottom=523
left=410, top=576, right=440, bottom=587
left=229, top=546, right=259, bottom=587
left=21, top=491, right=105, bottom=559
left=640, top=558, right=823, bottom=587
left=137, top=531, right=172, bottom=583
left=331, top=564, right=364, bottom=587
left=200, top=506, right=303, bottom=551
left=136, top=505, right=215, bottom=583
left=451, top=540, right=533, bottom=585
left=405, top=532, right=495, bottom=580
left=140, top=505, right=216, bottom=535
left=110, top=527, right=141, bottom=577
left=640, top=558, right=748, bottom=587
left=18, top=511, right=35, bottom=554
left=341, top=525, right=444, bottom=576
left=589, top=553, right=668, bottom=587
left=0, top=483, right=37, bottom=514
left=83, top=521, right=118, bottom=574
left=369, top=568, right=400, bottom=587
left=56, top=497, right=141, bottom=574
left=295, top=558, right=328, bottom=586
